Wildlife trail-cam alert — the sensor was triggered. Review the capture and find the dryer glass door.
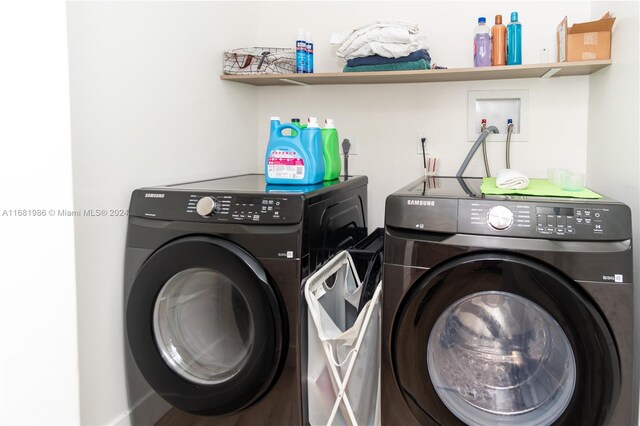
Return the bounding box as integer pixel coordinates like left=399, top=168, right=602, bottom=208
left=153, top=267, right=254, bottom=385
left=126, top=236, right=285, bottom=416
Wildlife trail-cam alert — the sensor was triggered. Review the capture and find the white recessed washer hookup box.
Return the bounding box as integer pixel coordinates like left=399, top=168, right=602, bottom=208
left=468, top=90, right=529, bottom=143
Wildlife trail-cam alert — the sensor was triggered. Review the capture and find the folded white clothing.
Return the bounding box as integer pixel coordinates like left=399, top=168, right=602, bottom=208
left=495, top=169, right=530, bottom=190
left=336, top=27, right=415, bottom=58
left=330, top=20, right=419, bottom=45
left=341, top=36, right=427, bottom=60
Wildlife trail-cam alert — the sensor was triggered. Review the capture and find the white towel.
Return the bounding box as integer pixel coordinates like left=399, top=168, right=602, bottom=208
left=330, top=20, right=423, bottom=59
left=342, top=37, right=426, bottom=59
left=495, top=169, right=529, bottom=190
left=337, top=28, right=417, bottom=58
left=330, top=20, right=419, bottom=45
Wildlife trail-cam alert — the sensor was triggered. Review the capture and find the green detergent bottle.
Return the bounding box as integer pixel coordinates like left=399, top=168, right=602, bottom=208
left=321, top=118, right=341, bottom=181
left=290, top=118, right=305, bottom=136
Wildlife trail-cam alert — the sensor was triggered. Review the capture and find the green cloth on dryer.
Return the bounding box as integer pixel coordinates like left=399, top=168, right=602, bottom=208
left=343, top=58, right=430, bottom=72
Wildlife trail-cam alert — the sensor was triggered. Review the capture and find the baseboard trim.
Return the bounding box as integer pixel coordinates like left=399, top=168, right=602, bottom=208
left=110, top=390, right=171, bottom=426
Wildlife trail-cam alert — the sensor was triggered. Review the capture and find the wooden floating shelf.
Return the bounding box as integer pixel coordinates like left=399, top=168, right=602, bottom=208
left=220, top=60, right=611, bottom=86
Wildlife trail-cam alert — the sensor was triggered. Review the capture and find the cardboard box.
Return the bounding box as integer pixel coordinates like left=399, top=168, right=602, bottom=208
left=557, top=13, right=615, bottom=62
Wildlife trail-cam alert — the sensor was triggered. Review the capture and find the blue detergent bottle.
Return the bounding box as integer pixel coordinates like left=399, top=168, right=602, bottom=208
left=265, top=117, right=324, bottom=185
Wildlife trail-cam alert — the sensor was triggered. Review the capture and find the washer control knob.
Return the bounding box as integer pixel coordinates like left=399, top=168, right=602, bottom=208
left=196, top=196, right=217, bottom=217
left=488, top=205, right=514, bottom=230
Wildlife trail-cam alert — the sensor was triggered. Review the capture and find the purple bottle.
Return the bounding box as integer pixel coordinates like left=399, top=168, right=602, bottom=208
left=474, top=17, right=492, bottom=67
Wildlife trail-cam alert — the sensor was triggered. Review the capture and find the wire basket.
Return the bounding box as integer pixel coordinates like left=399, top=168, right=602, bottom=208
left=223, top=47, right=296, bottom=75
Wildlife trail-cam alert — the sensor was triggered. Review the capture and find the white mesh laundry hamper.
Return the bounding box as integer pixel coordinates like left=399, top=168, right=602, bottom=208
left=304, top=250, right=381, bottom=426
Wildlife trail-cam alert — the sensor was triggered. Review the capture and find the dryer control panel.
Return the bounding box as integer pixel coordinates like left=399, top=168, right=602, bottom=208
left=189, top=194, right=295, bottom=223
left=458, top=200, right=632, bottom=241
left=129, top=189, right=304, bottom=224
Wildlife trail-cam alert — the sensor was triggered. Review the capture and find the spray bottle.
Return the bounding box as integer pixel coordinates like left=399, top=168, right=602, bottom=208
left=305, top=31, right=314, bottom=73
left=296, top=29, right=306, bottom=73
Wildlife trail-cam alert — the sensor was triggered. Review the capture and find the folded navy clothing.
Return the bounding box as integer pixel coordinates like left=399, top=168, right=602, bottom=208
left=346, top=49, right=430, bottom=67
left=343, top=59, right=430, bottom=73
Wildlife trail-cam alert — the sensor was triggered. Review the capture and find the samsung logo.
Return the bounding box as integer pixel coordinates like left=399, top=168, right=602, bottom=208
left=407, top=199, right=435, bottom=207
left=145, top=193, right=165, bottom=198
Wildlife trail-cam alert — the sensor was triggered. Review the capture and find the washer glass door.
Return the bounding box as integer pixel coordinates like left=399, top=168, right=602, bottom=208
left=427, top=291, right=575, bottom=426
left=392, top=253, right=620, bottom=426
left=154, top=267, right=254, bottom=385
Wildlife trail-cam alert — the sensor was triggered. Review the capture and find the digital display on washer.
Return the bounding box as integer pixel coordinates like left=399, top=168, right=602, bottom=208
left=235, top=196, right=264, bottom=206
left=536, top=207, right=575, bottom=216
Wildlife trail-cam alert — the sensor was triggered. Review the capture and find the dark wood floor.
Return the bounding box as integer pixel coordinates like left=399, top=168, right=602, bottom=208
left=155, top=407, right=297, bottom=426
left=156, top=408, right=229, bottom=426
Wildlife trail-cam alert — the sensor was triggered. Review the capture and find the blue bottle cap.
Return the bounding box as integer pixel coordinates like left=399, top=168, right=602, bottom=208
left=478, top=17, right=486, bottom=23
left=511, top=12, right=518, bottom=22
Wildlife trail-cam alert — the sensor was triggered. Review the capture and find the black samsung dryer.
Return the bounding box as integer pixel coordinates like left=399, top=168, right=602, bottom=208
left=124, top=174, right=367, bottom=425
left=382, top=176, right=633, bottom=426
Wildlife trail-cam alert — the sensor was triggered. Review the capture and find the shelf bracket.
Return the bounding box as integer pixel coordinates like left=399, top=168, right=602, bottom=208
left=541, top=68, right=561, bottom=79
left=278, top=78, right=310, bottom=86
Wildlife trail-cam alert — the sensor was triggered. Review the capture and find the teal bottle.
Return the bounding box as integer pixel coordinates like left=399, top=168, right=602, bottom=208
left=507, top=12, right=522, bottom=65
left=265, top=116, right=324, bottom=185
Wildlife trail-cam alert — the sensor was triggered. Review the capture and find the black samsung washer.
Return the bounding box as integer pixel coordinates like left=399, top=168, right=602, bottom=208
left=124, top=174, right=367, bottom=424
left=382, top=176, right=633, bottom=426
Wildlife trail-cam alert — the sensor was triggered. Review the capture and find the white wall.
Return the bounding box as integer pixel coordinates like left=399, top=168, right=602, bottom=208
left=0, top=1, right=80, bottom=424
left=587, top=1, right=640, bottom=423
left=256, top=1, right=591, bottom=228
left=256, top=1, right=586, bottom=72
left=66, top=2, right=258, bottom=424
left=257, top=78, right=591, bottom=228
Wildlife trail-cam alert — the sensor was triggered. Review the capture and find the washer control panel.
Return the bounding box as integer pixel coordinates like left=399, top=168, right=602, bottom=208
left=130, top=189, right=303, bottom=224
left=458, top=199, right=630, bottom=240
left=464, top=202, right=533, bottom=233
